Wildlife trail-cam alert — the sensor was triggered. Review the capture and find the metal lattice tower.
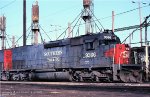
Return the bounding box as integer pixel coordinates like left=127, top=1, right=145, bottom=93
left=82, top=0, right=94, bottom=34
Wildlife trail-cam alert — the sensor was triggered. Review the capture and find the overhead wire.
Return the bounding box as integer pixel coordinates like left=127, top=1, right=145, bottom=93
left=122, top=28, right=140, bottom=44
left=25, top=25, right=52, bottom=44
left=5, top=3, right=150, bottom=40
left=14, top=35, right=23, bottom=45
left=3, top=1, right=150, bottom=44
left=75, top=18, right=82, bottom=37
left=47, top=4, right=150, bottom=35
left=39, top=25, right=51, bottom=41
left=129, top=41, right=150, bottom=45
left=26, top=26, right=32, bottom=40
left=5, top=34, right=13, bottom=44
left=89, top=9, right=105, bottom=30
left=5, top=37, right=11, bottom=48
left=91, top=17, right=102, bottom=33
left=46, top=5, right=150, bottom=41
left=0, top=0, right=16, bottom=10
left=122, top=14, right=150, bottom=43
left=57, top=10, right=84, bottom=40
left=38, top=29, right=44, bottom=43
left=66, top=12, right=83, bottom=38
left=15, top=26, right=31, bottom=45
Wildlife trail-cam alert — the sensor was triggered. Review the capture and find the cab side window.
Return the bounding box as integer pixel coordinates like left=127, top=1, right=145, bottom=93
left=86, top=42, right=94, bottom=50
left=99, top=40, right=109, bottom=45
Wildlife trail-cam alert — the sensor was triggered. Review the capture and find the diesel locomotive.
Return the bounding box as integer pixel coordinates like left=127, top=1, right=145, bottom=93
left=0, top=0, right=149, bottom=83
left=0, top=30, right=146, bottom=82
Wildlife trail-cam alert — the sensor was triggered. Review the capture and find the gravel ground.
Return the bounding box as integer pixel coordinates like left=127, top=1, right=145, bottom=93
left=0, top=83, right=150, bottom=97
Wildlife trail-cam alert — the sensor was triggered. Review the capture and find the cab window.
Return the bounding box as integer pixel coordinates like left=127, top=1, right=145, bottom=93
left=86, top=42, right=94, bottom=50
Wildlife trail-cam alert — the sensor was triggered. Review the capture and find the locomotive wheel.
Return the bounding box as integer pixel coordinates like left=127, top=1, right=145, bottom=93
left=79, top=76, right=83, bottom=82
left=129, top=71, right=142, bottom=83
left=19, top=73, right=28, bottom=81
left=95, top=76, right=100, bottom=82
left=68, top=74, right=73, bottom=82
left=1, top=72, right=10, bottom=81
left=1, top=73, right=8, bottom=81
left=12, top=74, right=20, bottom=81
left=119, top=71, right=130, bottom=82
left=119, top=70, right=142, bottom=83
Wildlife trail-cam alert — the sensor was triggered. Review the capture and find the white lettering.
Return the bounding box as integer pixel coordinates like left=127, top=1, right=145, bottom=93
left=85, top=61, right=90, bottom=64
left=104, top=36, right=112, bottom=40
left=47, top=57, right=60, bottom=62
left=44, top=51, right=62, bottom=56
left=83, top=52, right=96, bottom=58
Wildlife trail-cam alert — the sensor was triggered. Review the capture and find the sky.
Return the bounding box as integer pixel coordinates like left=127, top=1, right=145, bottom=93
left=0, top=0, right=150, bottom=48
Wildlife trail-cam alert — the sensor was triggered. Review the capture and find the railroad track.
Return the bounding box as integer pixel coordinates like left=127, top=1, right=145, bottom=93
left=1, top=81, right=150, bottom=97
left=1, top=81, right=150, bottom=89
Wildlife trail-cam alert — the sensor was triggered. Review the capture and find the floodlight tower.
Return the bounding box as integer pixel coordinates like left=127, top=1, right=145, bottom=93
left=82, top=0, right=94, bottom=34
left=0, top=15, right=6, bottom=50
left=31, top=0, right=39, bottom=45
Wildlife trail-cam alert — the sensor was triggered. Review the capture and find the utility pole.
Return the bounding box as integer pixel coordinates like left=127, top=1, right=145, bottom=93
left=68, top=22, right=71, bottom=38
left=129, top=32, right=132, bottom=47
left=12, top=36, right=15, bottom=48
left=138, top=2, right=142, bottom=47
left=145, top=42, right=149, bottom=81
left=145, top=16, right=148, bottom=44
left=112, top=11, right=115, bottom=33
left=132, top=1, right=147, bottom=47
left=145, top=15, right=149, bottom=81
left=23, top=0, right=26, bottom=46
